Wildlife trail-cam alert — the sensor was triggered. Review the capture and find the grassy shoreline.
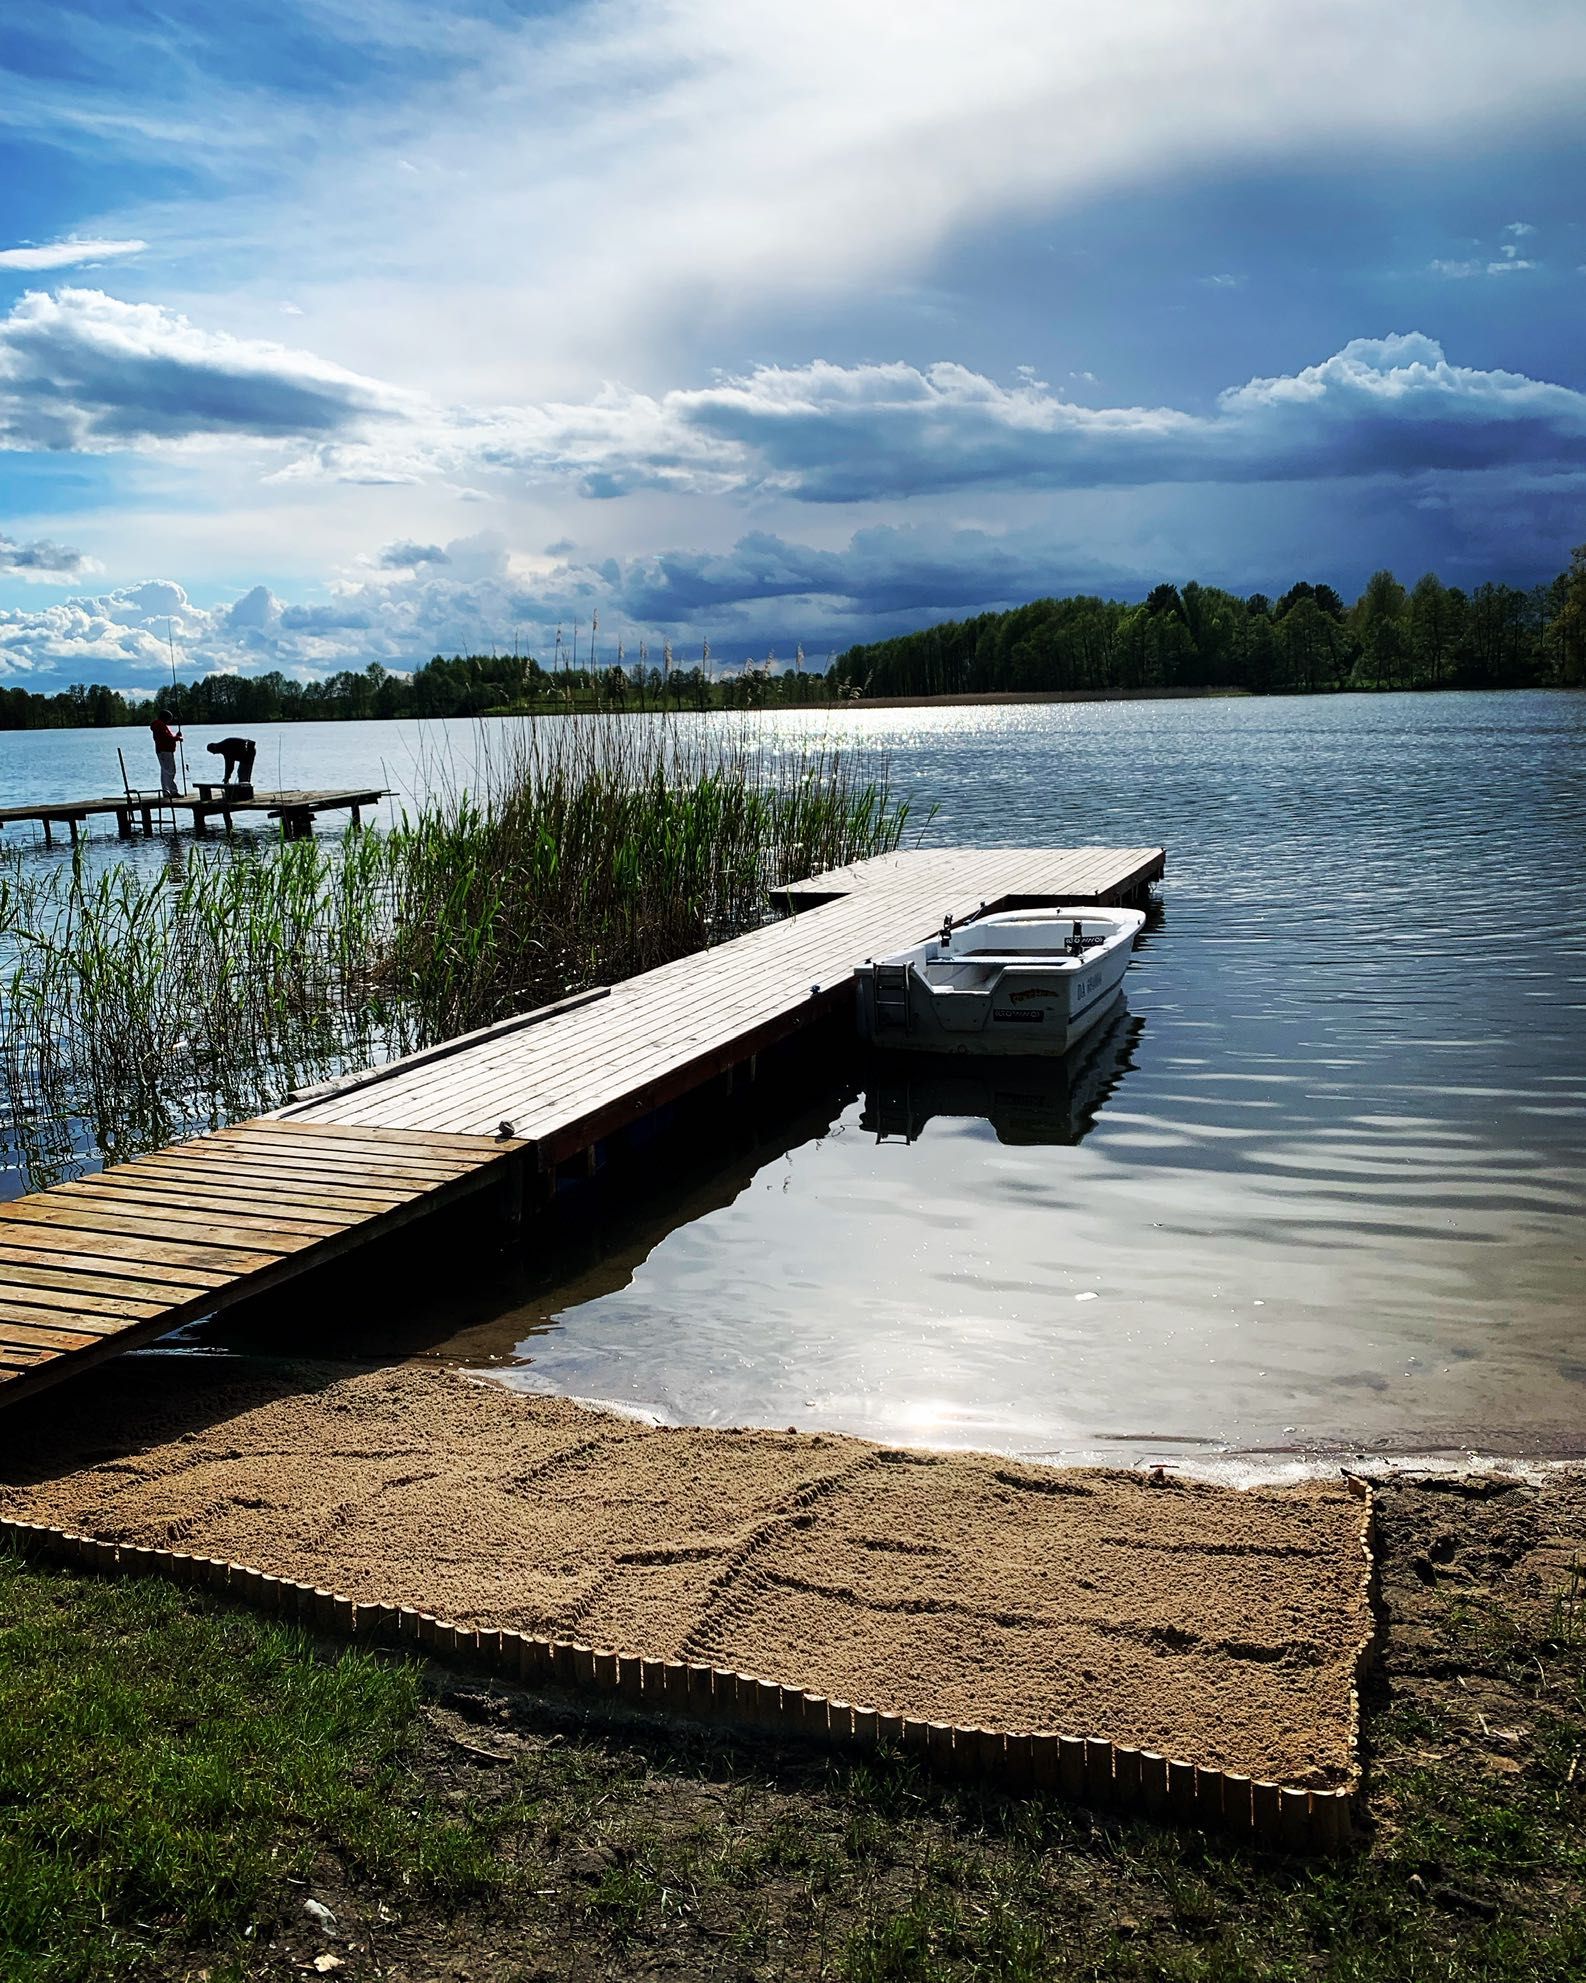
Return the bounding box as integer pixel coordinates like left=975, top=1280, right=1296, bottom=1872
left=2, top=1470, right=1580, bottom=1981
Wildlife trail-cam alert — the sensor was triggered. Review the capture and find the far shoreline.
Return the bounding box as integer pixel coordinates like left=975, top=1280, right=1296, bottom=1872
left=6, top=678, right=1581, bottom=740
left=821, top=684, right=1254, bottom=712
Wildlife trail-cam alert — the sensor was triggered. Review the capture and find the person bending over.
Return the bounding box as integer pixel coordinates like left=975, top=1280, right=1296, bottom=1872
left=206, top=736, right=257, bottom=787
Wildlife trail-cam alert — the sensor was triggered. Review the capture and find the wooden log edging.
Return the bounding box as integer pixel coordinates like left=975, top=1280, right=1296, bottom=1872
left=0, top=1490, right=1374, bottom=1855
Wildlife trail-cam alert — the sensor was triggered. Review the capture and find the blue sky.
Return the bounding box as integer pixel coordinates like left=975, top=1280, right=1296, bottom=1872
left=2, top=0, right=1584, bottom=692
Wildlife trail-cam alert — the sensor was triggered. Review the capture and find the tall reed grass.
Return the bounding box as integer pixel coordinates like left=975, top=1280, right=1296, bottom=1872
left=0, top=722, right=914, bottom=1190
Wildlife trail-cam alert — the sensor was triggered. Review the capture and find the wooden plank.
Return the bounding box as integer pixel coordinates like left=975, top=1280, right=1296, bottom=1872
left=184, top=1147, right=471, bottom=1193
left=314, top=965, right=833, bottom=1130
left=532, top=995, right=854, bottom=1162
left=0, top=1279, right=168, bottom=1322
left=100, top=1156, right=393, bottom=1204
left=358, top=968, right=852, bottom=1134
left=56, top=1183, right=348, bottom=1241
left=109, top=1159, right=416, bottom=1215
left=277, top=987, right=612, bottom=1116
left=4, top=1189, right=303, bottom=1243
left=381, top=987, right=841, bottom=1146
left=68, top=1166, right=355, bottom=1219
left=0, top=1213, right=287, bottom=1275
left=211, top=1130, right=508, bottom=1173
left=120, top=1148, right=494, bottom=1220
left=90, top=1164, right=404, bottom=1218
left=235, top=1118, right=514, bottom=1158
left=0, top=1246, right=221, bottom=1295
left=208, top=1126, right=488, bottom=1175
left=0, top=1260, right=204, bottom=1306
left=191, top=1142, right=471, bottom=1181
left=0, top=1314, right=126, bottom=1350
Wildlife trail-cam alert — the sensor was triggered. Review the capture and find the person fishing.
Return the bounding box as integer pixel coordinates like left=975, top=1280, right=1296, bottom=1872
left=149, top=709, right=183, bottom=798
left=206, top=736, right=257, bottom=789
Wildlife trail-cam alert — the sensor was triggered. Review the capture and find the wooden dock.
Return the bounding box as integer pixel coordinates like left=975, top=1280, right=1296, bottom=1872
left=0, top=845, right=1162, bottom=1404
left=0, top=787, right=388, bottom=844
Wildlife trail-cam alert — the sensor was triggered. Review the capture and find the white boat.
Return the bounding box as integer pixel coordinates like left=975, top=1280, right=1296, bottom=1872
left=855, top=904, right=1146, bottom=1055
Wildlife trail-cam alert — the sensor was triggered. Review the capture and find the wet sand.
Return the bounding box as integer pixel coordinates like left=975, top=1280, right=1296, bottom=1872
left=0, top=1358, right=1370, bottom=1787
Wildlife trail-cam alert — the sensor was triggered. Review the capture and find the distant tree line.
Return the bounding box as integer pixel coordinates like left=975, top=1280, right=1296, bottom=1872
left=828, top=550, right=1586, bottom=700
left=0, top=650, right=838, bottom=731
left=5, top=550, right=1583, bottom=730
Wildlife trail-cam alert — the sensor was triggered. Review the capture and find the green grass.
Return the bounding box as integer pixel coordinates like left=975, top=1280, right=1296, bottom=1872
left=2, top=1514, right=1581, bottom=1983
left=0, top=1558, right=518, bottom=1982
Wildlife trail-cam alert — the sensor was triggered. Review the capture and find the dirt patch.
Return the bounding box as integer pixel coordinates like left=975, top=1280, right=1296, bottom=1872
left=0, top=1357, right=1369, bottom=1787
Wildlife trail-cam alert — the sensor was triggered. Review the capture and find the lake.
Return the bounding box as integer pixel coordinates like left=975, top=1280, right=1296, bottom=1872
left=2, top=690, right=1582, bottom=1467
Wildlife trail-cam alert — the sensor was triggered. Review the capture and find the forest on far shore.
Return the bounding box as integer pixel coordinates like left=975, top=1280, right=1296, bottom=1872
left=828, top=551, right=1586, bottom=701
left=3, top=551, right=1583, bottom=730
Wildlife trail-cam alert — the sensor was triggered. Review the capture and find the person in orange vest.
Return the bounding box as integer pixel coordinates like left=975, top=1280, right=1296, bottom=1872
left=149, top=709, right=183, bottom=797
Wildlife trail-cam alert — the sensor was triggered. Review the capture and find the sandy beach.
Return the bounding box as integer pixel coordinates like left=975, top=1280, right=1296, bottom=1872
left=0, top=1355, right=1371, bottom=1787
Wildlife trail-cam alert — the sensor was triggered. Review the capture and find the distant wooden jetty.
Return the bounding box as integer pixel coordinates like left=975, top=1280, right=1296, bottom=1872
left=0, top=787, right=389, bottom=845
left=0, top=844, right=1163, bottom=1404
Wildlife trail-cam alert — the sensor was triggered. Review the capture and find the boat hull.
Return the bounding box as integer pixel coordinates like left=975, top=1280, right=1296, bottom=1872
left=857, top=941, right=1137, bottom=1055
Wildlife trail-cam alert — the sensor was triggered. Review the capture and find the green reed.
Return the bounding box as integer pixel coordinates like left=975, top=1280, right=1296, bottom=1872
left=0, top=722, right=913, bottom=1189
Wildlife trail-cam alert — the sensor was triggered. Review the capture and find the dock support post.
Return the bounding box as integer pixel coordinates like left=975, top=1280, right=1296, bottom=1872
left=41, top=819, right=53, bottom=847
left=115, top=808, right=131, bottom=840
left=139, top=805, right=152, bottom=835
left=497, top=1154, right=525, bottom=1242
left=67, top=818, right=79, bottom=845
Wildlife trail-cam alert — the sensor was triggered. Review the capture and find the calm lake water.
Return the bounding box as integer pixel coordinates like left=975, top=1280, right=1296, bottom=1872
left=2, top=692, right=1583, bottom=1466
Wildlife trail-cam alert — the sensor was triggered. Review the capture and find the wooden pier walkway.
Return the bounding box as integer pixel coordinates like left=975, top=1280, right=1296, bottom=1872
left=0, top=845, right=1162, bottom=1405
left=0, top=787, right=388, bottom=844
left=0, top=1123, right=524, bottom=1396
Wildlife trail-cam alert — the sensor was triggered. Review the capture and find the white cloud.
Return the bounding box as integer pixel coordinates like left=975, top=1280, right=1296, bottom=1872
left=0, top=532, right=94, bottom=579
left=387, top=0, right=1586, bottom=387
left=0, top=288, right=412, bottom=450
left=0, top=578, right=199, bottom=678
left=8, top=291, right=1582, bottom=504
left=0, top=521, right=1121, bottom=682
left=0, top=237, right=146, bottom=272
left=69, top=0, right=1586, bottom=397
left=444, top=334, right=1586, bottom=501
left=1429, top=220, right=1542, bottom=279
left=1430, top=255, right=1535, bottom=277
left=376, top=539, right=452, bottom=569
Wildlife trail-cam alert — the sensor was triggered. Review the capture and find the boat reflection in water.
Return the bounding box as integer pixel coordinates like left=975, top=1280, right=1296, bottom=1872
left=859, top=992, right=1142, bottom=1148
